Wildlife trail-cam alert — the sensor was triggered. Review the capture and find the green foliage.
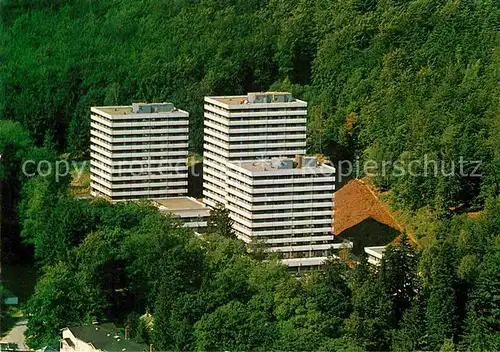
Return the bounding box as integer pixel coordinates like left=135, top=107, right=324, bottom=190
left=2, top=0, right=498, bottom=210
left=206, top=203, right=236, bottom=239
left=23, top=200, right=198, bottom=348
left=20, top=187, right=91, bottom=265
left=345, top=271, right=393, bottom=350
left=378, top=233, right=419, bottom=325
left=19, top=191, right=500, bottom=350
left=392, top=295, right=427, bottom=351
left=3, top=1, right=500, bottom=350
left=25, top=261, right=105, bottom=349
left=0, top=120, right=32, bottom=181
left=0, top=284, right=9, bottom=321
left=462, top=236, right=500, bottom=351
left=194, top=300, right=276, bottom=351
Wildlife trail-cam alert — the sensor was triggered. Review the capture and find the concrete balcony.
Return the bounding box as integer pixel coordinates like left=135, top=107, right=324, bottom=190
left=204, top=135, right=229, bottom=149
left=203, top=143, right=230, bottom=158
left=228, top=141, right=306, bottom=151
left=268, top=244, right=335, bottom=252
left=248, top=226, right=334, bottom=237
left=91, top=122, right=189, bottom=136
left=203, top=150, right=229, bottom=165
left=229, top=126, right=306, bottom=134
left=229, top=134, right=307, bottom=142
left=228, top=149, right=306, bottom=158
left=281, top=257, right=329, bottom=267
left=227, top=118, right=306, bottom=127
left=264, top=235, right=335, bottom=244
left=204, top=128, right=230, bottom=141
left=204, top=120, right=230, bottom=134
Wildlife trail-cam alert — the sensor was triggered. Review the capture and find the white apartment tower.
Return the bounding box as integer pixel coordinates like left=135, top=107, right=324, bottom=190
left=90, top=103, right=189, bottom=201
left=203, top=92, right=307, bottom=208
left=226, top=156, right=339, bottom=267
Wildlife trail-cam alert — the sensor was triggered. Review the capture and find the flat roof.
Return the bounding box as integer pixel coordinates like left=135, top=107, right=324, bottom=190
left=208, top=92, right=303, bottom=106
left=153, top=197, right=207, bottom=211
left=92, top=104, right=187, bottom=116
left=97, top=106, right=136, bottom=115
left=364, top=246, right=386, bottom=258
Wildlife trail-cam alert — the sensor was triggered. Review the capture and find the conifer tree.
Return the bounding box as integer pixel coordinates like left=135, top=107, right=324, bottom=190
left=207, top=203, right=236, bottom=239
left=425, top=241, right=458, bottom=350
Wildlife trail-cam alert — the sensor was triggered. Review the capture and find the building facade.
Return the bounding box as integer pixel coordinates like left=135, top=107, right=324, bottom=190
left=225, top=155, right=338, bottom=267
left=203, top=92, right=307, bottom=208
left=90, top=103, right=189, bottom=201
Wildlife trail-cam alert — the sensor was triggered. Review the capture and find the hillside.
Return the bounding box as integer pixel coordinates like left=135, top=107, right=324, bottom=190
left=1, top=0, right=499, bottom=212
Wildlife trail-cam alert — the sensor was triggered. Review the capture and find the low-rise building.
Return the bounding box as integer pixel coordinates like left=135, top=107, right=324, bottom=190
left=153, top=197, right=210, bottom=231
left=364, top=246, right=386, bottom=266
left=60, top=323, right=147, bottom=352
left=225, top=155, right=338, bottom=268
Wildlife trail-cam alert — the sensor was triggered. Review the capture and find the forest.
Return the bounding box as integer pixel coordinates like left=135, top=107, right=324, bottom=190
left=0, top=0, right=499, bottom=350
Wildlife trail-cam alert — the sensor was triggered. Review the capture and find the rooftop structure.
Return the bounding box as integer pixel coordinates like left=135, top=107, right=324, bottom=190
left=90, top=103, right=189, bottom=201
left=153, top=197, right=210, bottom=230
left=237, top=155, right=327, bottom=172
left=60, top=323, right=147, bottom=352
left=96, top=102, right=176, bottom=115
left=225, top=155, right=337, bottom=268
left=203, top=92, right=307, bottom=207
left=209, top=92, right=296, bottom=106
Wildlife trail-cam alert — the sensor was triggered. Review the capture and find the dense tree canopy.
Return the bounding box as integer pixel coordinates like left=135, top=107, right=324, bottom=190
left=1, top=0, right=499, bottom=211
left=19, top=187, right=500, bottom=350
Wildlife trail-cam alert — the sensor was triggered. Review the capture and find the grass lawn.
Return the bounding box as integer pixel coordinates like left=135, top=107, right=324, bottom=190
left=70, top=160, right=91, bottom=196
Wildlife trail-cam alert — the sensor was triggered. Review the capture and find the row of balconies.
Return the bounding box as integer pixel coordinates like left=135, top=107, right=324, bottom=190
left=203, top=119, right=306, bottom=135
left=225, top=187, right=334, bottom=204
left=226, top=206, right=332, bottom=221
left=264, top=235, right=334, bottom=244
left=91, top=137, right=188, bottom=151
left=204, top=135, right=306, bottom=151
left=226, top=178, right=335, bottom=194
left=230, top=215, right=332, bottom=229
left=90, top=144, right=188, bottom=159
left=91, top=175, right=187, bottom=189
left=232, top=222, right=332, bottom=238
left=268, top=244, right=335, bottom=252
left=90, top=152, right=187, bottom=167
left=204, top=104, right=307, bottom=118
left=226, top=175, right=336, bottom=189
left=90, top=160, right=187, bottom=174
left=91, top=122, right=189, bottom=136
left=92, top=114, right=188, bottom=128
left=91, top=181, right=187, bottom=197
left=204, top=111, right=306, bottom=127
left=90, top=129, right=188, bottom=143
left=90, top=167, right=187, bottom=182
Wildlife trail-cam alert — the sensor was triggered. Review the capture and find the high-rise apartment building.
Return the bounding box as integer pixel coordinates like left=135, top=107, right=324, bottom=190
left=225, top=155, right=339, bottom=267
left=90, top=103, right=189, bottom=201
left=203, top=92, right=307, bottom=208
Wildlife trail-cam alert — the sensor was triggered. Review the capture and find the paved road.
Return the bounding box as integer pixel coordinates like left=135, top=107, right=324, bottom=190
left=1, top=319, right=28, bottom=350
